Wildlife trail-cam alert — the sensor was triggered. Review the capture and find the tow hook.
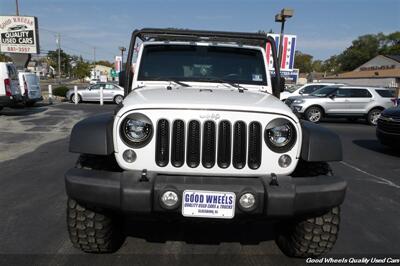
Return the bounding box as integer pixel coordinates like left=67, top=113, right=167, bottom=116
left=269, top=173, right=279, bottom=186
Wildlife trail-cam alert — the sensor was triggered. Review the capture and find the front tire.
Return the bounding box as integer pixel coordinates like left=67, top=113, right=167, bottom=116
left=67, top=198, right=124, bottom=253
left=305, top=106, right=323, bottom=123
left=277, top=160, right=340, bottom=257
left=67, top=154, right=124, bottom=253
left=276, top=207, right=340, bottom=258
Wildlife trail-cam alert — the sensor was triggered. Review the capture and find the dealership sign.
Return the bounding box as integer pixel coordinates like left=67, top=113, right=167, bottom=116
left=0, top=16, right=39, bottom=54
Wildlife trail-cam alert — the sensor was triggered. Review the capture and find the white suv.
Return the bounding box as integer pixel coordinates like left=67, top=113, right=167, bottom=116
left=64, top=29, right=347, bottom=257
left=280, top=82, right=341, bottom=101
left=286, top=85, right=395, bottom=125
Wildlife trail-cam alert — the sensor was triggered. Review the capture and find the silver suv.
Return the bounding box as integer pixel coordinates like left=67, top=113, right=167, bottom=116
left=286, top=86, right=395, bottom=125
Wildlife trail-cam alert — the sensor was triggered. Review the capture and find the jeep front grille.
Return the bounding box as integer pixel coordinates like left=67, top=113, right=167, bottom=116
left=155, top=119, right=262, bottom=169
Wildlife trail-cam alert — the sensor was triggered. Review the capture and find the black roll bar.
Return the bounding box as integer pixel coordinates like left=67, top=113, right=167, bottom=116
left=124, top=28, right=281, bottom=97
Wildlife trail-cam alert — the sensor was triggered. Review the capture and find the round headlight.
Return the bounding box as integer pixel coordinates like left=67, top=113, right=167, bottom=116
left=120, top=113, right=153, bottom=148
left=264, top=118, right=296, bottom=153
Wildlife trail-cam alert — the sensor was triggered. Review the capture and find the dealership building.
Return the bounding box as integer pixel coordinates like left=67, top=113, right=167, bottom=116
left=322, top=55, right=400, bottom=88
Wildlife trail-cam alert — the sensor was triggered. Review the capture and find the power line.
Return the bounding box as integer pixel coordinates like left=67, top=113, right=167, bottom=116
left=39, top=27, right=117, bottom=57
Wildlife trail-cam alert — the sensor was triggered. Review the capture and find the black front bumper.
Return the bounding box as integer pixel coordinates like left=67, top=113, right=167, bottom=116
left=65, top=169, right=346, bottom=218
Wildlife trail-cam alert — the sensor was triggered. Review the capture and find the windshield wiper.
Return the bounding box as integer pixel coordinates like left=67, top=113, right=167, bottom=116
left=148, top=77, right=190, bottom=87
left=199, top=78, right=248, bottom=92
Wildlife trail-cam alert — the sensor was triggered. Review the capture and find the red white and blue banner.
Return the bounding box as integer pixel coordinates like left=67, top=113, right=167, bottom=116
left=266, top=34, right=297, bottom=71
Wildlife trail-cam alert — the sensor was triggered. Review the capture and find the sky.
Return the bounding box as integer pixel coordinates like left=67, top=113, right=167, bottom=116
left=0, top=0, right=399, bottom=62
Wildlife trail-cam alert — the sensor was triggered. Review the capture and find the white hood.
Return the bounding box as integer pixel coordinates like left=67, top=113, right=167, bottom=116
left=118, top=85, right=297, bottom=120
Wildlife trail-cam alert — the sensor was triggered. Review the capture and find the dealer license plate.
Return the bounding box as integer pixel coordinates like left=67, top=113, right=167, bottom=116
left=182, top=190, right=236, bottom=219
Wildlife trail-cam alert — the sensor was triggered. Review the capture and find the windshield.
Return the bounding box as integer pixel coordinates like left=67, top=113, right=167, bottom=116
left=137, top=44, right=267, bottom=85
left=310, top=86, right=339, bottom=97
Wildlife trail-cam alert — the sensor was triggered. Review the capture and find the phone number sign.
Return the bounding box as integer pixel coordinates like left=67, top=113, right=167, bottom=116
left=0, top=16, right=40, bottom=54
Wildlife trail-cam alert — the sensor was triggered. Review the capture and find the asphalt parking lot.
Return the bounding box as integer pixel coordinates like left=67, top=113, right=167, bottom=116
left=0, top=103, right=399, bottom=266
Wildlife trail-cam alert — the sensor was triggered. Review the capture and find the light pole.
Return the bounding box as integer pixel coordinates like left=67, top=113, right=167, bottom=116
left=119, top=46, right=126, bottom=65
left=15, top=0, right=19, bottom=15
left=275, top=8, right=294, bottom=68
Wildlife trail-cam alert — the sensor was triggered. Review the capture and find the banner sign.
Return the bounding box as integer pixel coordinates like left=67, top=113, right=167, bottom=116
left=0, top=16, right=39, bottom=54
left=115, top=56, right=122, bottom=72
left=266, top=33, right=296, bottom=71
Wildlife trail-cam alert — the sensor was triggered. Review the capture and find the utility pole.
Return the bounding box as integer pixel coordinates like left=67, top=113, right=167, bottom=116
left=15, top=0, right=19, bottom=15
left=119, top=46, right=126, bottom=64
left=93, top=47, right=96, bottom=79
left=56, top=33, right=61, bottom=83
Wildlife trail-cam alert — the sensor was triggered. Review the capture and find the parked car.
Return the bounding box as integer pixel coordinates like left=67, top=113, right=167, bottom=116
left=285, top=86, right=395, bottom=125
left=89, top=78, right=100, bottom=85
left=65, top=82, right=124, bottom=104
left=376, top=106, right=400, bottom=147
left=0, top=62, right=22, bottom=111
left=64, top=28, right=346, bottom=258
left=18, top=72, right=43, bottom=106
left=280, top=82, right=342, bottom=101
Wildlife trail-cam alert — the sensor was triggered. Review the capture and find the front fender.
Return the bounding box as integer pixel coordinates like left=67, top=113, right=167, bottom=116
left=69, top=113, right=114, bottom=155
left=300, top=120, right=342, bottom=162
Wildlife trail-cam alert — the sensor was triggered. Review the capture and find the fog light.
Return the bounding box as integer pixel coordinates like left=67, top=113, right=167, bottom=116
left=161, top=191, right=179, bottom=208
left=278, top=154, right=292, bottom=168
left=239, top=193, right=255, bottom=209
left=123, top=149, right=136, bottom=163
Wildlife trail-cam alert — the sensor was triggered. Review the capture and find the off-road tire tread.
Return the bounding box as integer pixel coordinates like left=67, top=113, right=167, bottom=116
left=276, top=206, right=340, bottom=258
left=67, top=198, right=124, bottom=253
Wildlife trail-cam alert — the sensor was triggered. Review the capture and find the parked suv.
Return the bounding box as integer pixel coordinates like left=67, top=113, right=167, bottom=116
left=65, top=29, right=346, bottom=257
left=0, top=62, right=22, bottom=111
left=286, top=86, right=395, bottom=125
left=280, top=82, right=341, bottom=101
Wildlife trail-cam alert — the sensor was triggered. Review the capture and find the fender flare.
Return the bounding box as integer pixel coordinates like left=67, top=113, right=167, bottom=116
left=69, top=113, right=114, bottom=155
left=300, top=121, right=342, bottom=162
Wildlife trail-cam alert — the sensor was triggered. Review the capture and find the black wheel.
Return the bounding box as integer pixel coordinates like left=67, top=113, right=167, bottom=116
left=305, top=106, right=323, bottom=123
left=67, top=198, right=124, bottom=253
left=113, top=95, right=123, bottom=105
left=277, top=160, right=340, bottom=257
left=70, top=94, right=82, bottom=103
left=276, top=207, right=341, bottom=258
left=367, top=108, right=382, bottom=126
left=67, top=154, right=124, bottom=253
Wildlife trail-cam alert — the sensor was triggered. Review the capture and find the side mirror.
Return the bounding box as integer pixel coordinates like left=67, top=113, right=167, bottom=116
left=299, top=89, right=304, bottom=95
left=329, top=94, right=336, bottom=99
left=271, top=76, right=286, bottom=97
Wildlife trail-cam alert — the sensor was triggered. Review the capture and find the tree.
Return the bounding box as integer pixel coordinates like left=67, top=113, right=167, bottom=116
left=334, top=31, right=399, bottom=71
left=47, top=49, right=71, bottom=76
left=336, top=34, right=380, bottom=71
left=95, top=60, right=113, bottom=68
left=72, top=59, right=91, bottom=81
left=294, top=51, right=313, bottom=73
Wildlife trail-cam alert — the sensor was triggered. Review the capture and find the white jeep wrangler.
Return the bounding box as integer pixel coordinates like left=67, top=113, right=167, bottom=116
left=65, top=28, right=346, bottom=257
